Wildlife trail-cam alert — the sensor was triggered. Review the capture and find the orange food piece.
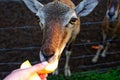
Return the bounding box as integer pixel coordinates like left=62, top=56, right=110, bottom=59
left=39, top=59, right=58, bottom=74
left=92, top=45, right=100, bottom=50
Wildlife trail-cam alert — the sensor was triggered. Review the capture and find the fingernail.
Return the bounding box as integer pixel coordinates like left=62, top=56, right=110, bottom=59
left=41, top=61, right=48, bottom=66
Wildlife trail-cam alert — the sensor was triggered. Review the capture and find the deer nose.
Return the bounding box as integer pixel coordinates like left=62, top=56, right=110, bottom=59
left=108, top=12, right=115, bottom=19
left=108, top=6, right=115, bottom=19
left=40, top=50, right=54, bottom=61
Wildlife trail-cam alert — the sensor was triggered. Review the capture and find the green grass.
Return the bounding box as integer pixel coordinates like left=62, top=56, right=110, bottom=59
left=48, top=68, right=120, bottom=80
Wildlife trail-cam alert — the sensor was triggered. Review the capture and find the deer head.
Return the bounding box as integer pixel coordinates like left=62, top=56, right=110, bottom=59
left=23, top=0, right=98, bottom=66
left=106, top=0, right=120, bottom=21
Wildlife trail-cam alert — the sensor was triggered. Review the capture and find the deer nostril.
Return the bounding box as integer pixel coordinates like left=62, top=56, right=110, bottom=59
left=41, top=50, right=54, bottom=61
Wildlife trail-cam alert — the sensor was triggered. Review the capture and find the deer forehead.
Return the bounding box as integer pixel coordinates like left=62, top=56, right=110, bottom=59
left=36, top=1, right=77, bottom=26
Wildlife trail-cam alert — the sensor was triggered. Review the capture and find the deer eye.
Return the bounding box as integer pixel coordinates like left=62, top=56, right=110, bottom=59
left=69, top=18, right=78, bottom=24
left=35, top=16, right=44, bottom=29
left=35, top=16, right=40, bottom=22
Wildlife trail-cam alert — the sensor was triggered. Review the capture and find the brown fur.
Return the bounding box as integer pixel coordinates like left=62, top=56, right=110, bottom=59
left=53, top=0, right=75, bottom=8
left=42, top=20, right=63, bottom=56
left=41, top=0, right=80, bottom=56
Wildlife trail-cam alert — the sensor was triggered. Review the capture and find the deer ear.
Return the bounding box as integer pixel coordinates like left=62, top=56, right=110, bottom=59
left=75, top=0, right=99, bottom=17
left=23, top=0, right=43, bottom=13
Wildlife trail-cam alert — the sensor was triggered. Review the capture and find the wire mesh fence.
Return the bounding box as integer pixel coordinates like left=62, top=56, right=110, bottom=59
left=0, top=0, right=120, bottom=79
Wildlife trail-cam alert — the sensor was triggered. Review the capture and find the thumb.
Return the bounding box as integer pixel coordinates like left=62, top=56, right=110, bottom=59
left=28, top=61, right=48, bottom=73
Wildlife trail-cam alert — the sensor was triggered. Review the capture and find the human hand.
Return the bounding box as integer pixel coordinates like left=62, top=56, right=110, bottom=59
left=4, top=61, right=48, bottom=80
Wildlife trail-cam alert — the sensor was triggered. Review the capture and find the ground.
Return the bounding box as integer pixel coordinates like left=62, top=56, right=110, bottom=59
left=0, top=0, right=120, bottom=79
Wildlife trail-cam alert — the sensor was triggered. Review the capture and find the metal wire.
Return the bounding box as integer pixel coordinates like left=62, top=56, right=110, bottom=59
left=0, top=39, right=119, bottom=52
left=0, top=61, right=38, bottom=65
left=0, top=51, right=120, bottom=65
left=0, top=26, right=39, bottom=30
left=0, top=21, right=110, bottom=30
left=0, top=0, right=21, bottom=2
left=57, top=61, right=120, bottom=71
left=0, top=46, right=40, bottom=52
left=78, top=60, right=120, bottom=69
left=70, top=51, right=120, bottom=60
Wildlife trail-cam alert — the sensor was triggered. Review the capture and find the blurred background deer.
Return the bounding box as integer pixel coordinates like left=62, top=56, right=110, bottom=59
left=22, top=0, right=99, bottom=76
left=92, top=0, right=120, bottom=63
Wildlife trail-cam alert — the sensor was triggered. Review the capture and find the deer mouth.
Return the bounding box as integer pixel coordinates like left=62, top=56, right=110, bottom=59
left=40, top=51, right=59, bottom=64
left=39, top=51, right=59, bottom=73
